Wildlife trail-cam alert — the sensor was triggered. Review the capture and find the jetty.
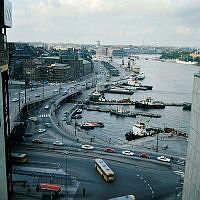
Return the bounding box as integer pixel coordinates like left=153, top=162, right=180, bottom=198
left=84, top=107, right=161, bottom=118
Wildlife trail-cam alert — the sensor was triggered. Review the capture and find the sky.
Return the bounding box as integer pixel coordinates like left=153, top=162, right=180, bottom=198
left=7, top=0, right=200, bottom=47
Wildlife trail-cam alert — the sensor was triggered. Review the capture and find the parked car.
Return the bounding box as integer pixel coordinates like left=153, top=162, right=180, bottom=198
left=81, top=144, right=94, bottom=150
left=29, top=117, right=38, bottom=122
left=104, top=148, right=116, bottom=153
left=38, top=128, right=46, bottom=133
left=35, top=94, right=40, bottom=97
left=44, top=105, right=50, bottom=109
left=122, top=150, right=134, bottom=156
left=53, top=141, right=64, bottom=146
left=139, top=153, right=150, bottom=159
left=157, top=156, right=171, bottom=163
left=32, top=139, right=43, bottom=144
left=44, top=123, right=52, bottom=128
left=12, top=98, right=19, bottom=102
left=25, top=133, right=33, bottom=137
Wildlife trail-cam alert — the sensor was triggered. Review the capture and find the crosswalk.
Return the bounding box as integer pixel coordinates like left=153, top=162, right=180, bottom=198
left=38, top=114, right=50, bottom=118
left=174, top=170, right=185, bottom=177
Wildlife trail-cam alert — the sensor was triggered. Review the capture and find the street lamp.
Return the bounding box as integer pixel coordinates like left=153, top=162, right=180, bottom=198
left=75, top=118, right=77, bottom=137
left=63, top=150, right=69, bottom=199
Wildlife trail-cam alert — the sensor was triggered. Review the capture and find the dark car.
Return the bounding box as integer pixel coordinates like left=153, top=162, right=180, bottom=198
left=25, top=133, right=33, bottom=137
left=139, top=153, right=150, bottom=159
left=32, top=139, right=43, bottom=144
left=104, top=148, right=116, bottom=153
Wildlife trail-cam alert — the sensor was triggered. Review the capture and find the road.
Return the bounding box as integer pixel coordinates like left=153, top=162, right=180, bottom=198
left=12, top=144, right=180, bottom=200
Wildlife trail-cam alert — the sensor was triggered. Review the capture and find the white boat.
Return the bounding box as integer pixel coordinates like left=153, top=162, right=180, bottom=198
left=176, top=59, right=197, bottom=65
left=136, top=72, right=145, bottom=80
left=132, top=121, right=148, bottom=136
left=127, top=80, right=141, bottom=87
left=131, top=67, right=140, bottom=73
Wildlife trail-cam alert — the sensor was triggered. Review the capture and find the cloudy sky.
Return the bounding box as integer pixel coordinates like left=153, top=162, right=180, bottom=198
left=7, top=0, right=200, bottom=46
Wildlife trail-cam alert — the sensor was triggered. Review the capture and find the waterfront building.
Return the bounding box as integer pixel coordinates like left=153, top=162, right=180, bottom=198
left=183, top=72, right=200, bottom=199
left=190, top=51, right=200, bottom=59
left=48, top=63, right=71, bottom=83
left=96, top=47, right=108, bottom=56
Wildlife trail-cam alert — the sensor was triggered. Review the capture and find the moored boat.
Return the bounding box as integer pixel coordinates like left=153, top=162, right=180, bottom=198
left=80, top=121, right=104, bottom=129
left=135, top=97, right=165, bottom=109
left=125, top=121, right=153, bottom=141
left=136, top=72, right=145, bottom=80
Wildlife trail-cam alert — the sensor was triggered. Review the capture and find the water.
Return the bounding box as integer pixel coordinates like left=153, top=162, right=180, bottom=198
left=76, top=55, right=200, bottom=144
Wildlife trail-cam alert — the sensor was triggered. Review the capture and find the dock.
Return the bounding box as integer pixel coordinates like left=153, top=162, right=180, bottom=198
left=84, top=107, right=161, bottom=118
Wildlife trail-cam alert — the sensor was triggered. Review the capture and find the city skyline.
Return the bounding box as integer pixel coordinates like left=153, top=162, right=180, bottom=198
left=7, top=0, right=200, bottom=47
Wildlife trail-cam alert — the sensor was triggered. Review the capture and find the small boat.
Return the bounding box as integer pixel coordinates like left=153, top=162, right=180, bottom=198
left=183, top=102, right=192, bottom=110
left=80, top=123, right=95, bottom=129
left=76, top=109, right=83, bottom=114
left=135, top=97, right=165, bottom=109
left=131, top=67, right=140, bottom=73
left=90, top=91, right=102, bottom=101
left=136, top=72, right=145, bottom=80
left=107, top=87, right=134, bottom=95
left=80, top=121, right=104, bottom=129
left=71, top=114, right=82, bottom=119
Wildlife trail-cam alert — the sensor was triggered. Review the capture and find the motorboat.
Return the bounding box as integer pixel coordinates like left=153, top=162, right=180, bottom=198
left=125, top=121, right=154, bottom=141
left=136, top=72, right=145, bottom=80
left=131, top=67, right=140, bottom=73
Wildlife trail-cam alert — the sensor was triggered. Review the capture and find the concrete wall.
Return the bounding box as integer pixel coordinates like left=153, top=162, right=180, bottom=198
left=183, top=73, right=200, bottom=199
left=0, top=72, right=8, bottom=200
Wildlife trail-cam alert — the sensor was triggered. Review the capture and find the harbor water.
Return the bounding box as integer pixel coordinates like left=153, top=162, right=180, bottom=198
left=76, top=55, right=200, bottom=144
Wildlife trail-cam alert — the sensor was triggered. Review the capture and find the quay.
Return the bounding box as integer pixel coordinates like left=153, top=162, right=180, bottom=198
left=89, top=100, right=185, bottom=107
left=84, top=106, right=161, bottom=118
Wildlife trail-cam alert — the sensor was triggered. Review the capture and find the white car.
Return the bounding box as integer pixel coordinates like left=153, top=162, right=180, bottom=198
left=20, top=91, right=24, bottom=94
left=29, top=117, right=38, bottom=122
left=44, top=123, right=51, bottom=128
left=35, top=94, right=40, bottom=97
left=12, top=98, right=19, bottom=102
left=122, top=150, right=134, bottom=156
left=81, top=144, right=94, bottom=150
left=53, top=141, right=64, bottom=146
left=44, top=105, right=50, bottom=109
left=53, top=89, right=59, bottom=93
left=157, top=156, right=171, bottom=163
left=38, top=128, right=46, bottom=133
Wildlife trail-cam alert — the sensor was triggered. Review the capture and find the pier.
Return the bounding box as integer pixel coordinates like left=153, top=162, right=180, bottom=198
left=84, top=106, right=161, bottom=118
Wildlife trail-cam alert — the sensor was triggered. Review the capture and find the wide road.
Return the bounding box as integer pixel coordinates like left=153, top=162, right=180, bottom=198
left=12, top=146, right=179, bottom=200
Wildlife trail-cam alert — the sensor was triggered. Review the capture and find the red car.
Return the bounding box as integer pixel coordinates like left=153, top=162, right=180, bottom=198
left=139, top=153, right=150, bottom=159
left=32, top=139, right=43, bottom=144
left=104, top=148, right=116, bottom=153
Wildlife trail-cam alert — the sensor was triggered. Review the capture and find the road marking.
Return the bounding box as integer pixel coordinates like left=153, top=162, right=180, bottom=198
left=39, top=114, right=50, bottom=118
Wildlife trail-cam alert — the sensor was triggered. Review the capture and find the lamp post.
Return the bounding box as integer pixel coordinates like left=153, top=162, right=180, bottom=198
left=75, top=118, right=77, bottom=137
left=156, top=134, right=159, bottom=152
left=64, top=150, right=69, bottom=199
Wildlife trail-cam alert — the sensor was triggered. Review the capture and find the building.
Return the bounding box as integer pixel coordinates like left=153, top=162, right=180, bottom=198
left=48, top=63, right=71, bottom=83
left=95, top=47, right=108, bottom=56
left=0, top=0, right=12, bottom=200
left=183, top=72, right=200, bottom=199
left=190, top=51, right=200, bottom=59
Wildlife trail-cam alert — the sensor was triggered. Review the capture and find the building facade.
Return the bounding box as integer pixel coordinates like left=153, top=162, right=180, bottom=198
left=183, top=72, right=200, bottom=199
left=0, top=1, right=12, bottom=199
